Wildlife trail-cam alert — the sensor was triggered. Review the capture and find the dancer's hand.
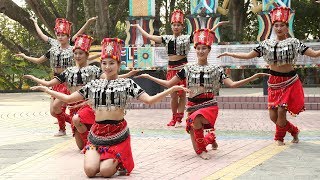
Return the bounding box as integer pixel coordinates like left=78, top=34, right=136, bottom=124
left=130, top=24, right=140, bottom=27
left=134, top=73, right=150, bottom=79
left=30, top=85, right=49, bottom=92
left=15, top=53, right=27, bottom=58
left=217, top=52, right=232, bottom=58
left=217, top=21, right=229, bottom=26
left=87, top=16, right=98, bottom=23
left=127, top=69, right=141, bottom=77
left=252, top=73, right=270, bottom=79
left=170, top=85, right=190, bottom=93
left=30, top=17, right=37, bottom=23
left=23, top=75, right=35, bottom=80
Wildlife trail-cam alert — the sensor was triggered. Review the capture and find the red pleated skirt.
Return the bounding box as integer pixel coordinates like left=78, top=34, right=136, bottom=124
left=268, top=75, right=305, bottom=116
left=85, top=120, right=134, bottom=175
left=186, top=94, right=219, bottom=132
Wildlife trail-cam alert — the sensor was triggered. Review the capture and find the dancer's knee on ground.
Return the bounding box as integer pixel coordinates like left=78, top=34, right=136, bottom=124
left=100, top=160, right=118, bottom=178
left=84, top=165, right=99, bottom=178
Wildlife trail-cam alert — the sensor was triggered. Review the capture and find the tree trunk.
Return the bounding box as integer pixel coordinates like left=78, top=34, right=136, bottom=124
left=83, top=0, right=97, bottom=38
left=26, top=0, right=57, bottom=35
left=228, top=0, right=246, bottom=41
left=154, top=0, right=163, bottom=35
left=44, top=0, right=62, bottom=18
left=95, top=0, right=109, bottom=39
left=66, top=0, right=79, bottom=35
left=0, top=0, right=41, bottom=40
left=83, top=0, right=96, bottom=20
left=0, top=31, right=29, bottom=54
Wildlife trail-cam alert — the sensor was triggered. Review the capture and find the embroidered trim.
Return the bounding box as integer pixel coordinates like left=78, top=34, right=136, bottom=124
left=268, top=74, right=299, bottom=90
left=88, top=127, right=130, bottom=146
left=186, top=99, right=218, bottom=112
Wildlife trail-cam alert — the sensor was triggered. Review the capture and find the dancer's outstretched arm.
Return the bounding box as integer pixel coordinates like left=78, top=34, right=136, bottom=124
left=223, top=73, right=269, bottom=88
left=138, top=85, right=188, bottom=105
left=15, top=53, right=47, bottom=64
left=24, top=75, right=60, bottom=87
left=30, top=17, right=49, bottom=42
left=135, top=73, right=181, bottom=88
left=119, top=69, right=140, bottom=78
left=303, top=48, right=320, bottom=58
left=130, top=24, right=162, bottom=43
left=71, top=16, right=98, bottom=42
left=31, top=85, right=84, bottom=103
left=217, top=50, right=259, bottom=60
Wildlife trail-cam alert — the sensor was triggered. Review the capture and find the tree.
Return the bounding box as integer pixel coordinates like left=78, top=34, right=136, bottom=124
left=0, top=0, right=129, bottom=90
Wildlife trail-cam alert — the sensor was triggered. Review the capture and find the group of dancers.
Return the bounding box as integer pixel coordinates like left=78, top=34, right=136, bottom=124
left=17, top=6, right=320, bottom=178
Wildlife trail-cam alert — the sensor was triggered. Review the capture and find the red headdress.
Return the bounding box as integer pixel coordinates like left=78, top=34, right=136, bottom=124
left=171, top=10, right=184, bottom=24
left=73, top=34, right=93, bottom=53
left=270, top=6, right=291, bottom=24
left=54, top=18, right=72, bottom=36
left=193, top=29, right=215, bottom=48
left=101, top=38, right=124, bottom=61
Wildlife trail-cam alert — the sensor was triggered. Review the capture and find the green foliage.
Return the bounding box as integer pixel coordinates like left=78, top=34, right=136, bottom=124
left=0, top=15, right=51, bottom=90
left=292, top=0, right=320, bottom=39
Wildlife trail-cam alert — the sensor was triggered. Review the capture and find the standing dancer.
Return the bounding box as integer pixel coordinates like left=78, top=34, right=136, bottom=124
left=24, top=34, right=100, bottom=151
left=135, top=29, right=267, bottom=159
left=16, top=17, right=98, bottom=136
left=217, top=6, right=320, bottom=145
left=132, top=10, right=228, bottom=127
left=30, top=38, right=187, bottom=177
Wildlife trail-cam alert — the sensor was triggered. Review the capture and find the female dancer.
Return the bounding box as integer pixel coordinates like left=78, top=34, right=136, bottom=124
left=217, top=6, right=320, bottom=145
left=132, top=10, right=228, bottom=127
left=16, top=17, right=98, bottom=136
left=30, top=38, right=187, bottom=177
left=135, top=29, right=267, bottom=159
left=24, top=34, right=100, bottom=151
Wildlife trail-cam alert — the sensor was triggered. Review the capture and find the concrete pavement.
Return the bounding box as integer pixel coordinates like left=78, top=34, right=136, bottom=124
left=0, top=92, right=319, bottom=180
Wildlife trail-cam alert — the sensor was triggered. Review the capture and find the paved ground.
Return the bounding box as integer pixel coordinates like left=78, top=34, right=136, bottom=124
left=0, top=91, right=319, bottom=180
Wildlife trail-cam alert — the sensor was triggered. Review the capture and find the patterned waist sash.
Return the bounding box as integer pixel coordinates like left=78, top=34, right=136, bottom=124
left=88, top=125, right=130, bottom=146
left=186, top=99, right=218, bottom=112
left=268, top=74, right=299, bottom=90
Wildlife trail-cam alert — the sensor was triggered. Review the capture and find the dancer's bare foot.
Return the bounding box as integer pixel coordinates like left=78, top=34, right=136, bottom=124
left=212, top=141, right=218, bottom=150
left=275, top=140, right=285, bottom=146
left=175, top=121, right=182, bottom=128
left=198, top=151, right=211, bottom=160
left=291, top=131, right=299, bottom=143
left=54, top=130, right=66, bottom=137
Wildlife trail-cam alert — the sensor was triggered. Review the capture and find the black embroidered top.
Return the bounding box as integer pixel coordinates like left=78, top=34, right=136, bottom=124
left=45, top=37, right=74, bottom=68
left=162, top=34, right=193, bottom=56
left=78, top=78, right=145, bottom=110
left=177, top=63, right=228, bottom=96
left=253, top=38, right=309, bottom=66
left=55, top=65, right=102, bottom=87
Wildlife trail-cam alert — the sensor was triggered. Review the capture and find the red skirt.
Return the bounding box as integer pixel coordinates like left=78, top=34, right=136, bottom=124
left=85, top=120, right=134, bottom=175
left=268, top=74, right=305, bottom=116
left=186, top=94, right=219, bottom=133
left=52, top=83, right=70, bottom=95
left=69, top=104, right=95, bottom=133
left=167, top=58, right=187, bottom=96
